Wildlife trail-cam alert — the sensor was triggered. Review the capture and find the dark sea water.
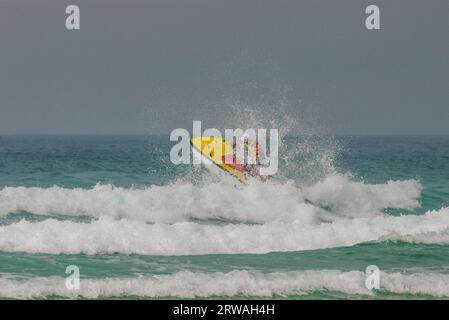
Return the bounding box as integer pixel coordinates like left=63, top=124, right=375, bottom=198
left=0, top=135, right=449, bottom=299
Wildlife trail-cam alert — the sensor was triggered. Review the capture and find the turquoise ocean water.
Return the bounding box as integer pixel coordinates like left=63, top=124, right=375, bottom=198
left=0, top=134, right=449, bottom=299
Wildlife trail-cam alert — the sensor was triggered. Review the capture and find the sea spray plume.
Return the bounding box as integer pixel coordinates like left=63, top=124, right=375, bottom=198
left=280, top=134, right=341, bottom=185
left=217, top=97, right=341, bottom=185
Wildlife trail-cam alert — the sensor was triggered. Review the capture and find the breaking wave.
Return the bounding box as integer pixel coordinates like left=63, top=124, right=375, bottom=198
left=1, top=269, right=449, bottom=299
left=0, top=172, right=444, bottom=255
left=0, top=206, right=448, bottom=255
left=0, top=174, right=422, bottom=224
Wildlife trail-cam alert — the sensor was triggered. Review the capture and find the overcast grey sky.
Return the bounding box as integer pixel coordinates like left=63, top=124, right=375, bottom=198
left=1, top=0, right=448, bottom=134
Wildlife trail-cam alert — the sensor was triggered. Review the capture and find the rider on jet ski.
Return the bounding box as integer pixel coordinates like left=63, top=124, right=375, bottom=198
left=222, top=133, right=267, bottom=179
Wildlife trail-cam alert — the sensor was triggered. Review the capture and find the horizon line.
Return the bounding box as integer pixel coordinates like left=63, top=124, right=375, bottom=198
left=1, top=133, right=449, bottom=137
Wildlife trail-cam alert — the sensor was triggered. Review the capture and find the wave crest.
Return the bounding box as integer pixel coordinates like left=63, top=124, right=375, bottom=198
left=1, top=207, right=448, bottom=255
left=1, top=269, right=449, bottom=299
left=0, top=174, right=422, bottom=223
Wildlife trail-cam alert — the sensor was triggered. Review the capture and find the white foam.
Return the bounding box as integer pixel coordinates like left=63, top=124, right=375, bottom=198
left=1, top=269, right=449, bottom=299
left=0, top=183, right=318, bottom=224
left=0, top=175, right=422, bottom=223
left=305, top=174, right=422, bottom=217
left=1, top=207, right=449, bottom=255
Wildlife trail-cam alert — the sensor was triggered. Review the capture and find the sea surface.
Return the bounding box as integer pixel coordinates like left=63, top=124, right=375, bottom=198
left=0, top=134, right=449, bottom=299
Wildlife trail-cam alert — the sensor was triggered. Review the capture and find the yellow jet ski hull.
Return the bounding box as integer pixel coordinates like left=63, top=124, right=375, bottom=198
left=190, top=137, right=246, bottom=182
